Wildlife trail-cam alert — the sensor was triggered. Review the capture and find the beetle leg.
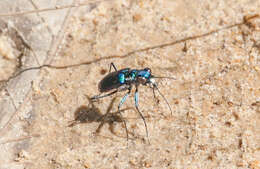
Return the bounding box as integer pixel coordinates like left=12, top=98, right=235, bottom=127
left=117, top=87, right=131, bottom=142
left=91, top=90, right=118, bottom=100
left=91, top=84, right=130, bottom=101
left=152, top=86, right=157, bottom=102
left=153, top=84, right=173, bottom=115
left=109, top=62, right=118, bottom=72
left=134, top=85, right=150, bottom=144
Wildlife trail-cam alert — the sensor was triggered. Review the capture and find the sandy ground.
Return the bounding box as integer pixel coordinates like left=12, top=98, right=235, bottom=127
left=0, top=0, right=259, bottom=168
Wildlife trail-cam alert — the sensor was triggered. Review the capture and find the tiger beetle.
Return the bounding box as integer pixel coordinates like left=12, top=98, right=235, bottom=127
left=91, top=63, right=175, bottom=143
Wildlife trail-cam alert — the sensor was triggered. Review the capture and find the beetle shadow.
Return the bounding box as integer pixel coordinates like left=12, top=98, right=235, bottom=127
left=68, top=96, right=134, bottom=137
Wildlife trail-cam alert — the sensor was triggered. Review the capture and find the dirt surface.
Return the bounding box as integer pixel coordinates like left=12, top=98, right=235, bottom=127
left=0, top=0, right=259, bottom=168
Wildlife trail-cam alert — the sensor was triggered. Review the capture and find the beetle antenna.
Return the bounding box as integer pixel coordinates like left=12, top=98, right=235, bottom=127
left=153, top=84, right=173, bottom=115
left=152, top=76, right=176, bottom=80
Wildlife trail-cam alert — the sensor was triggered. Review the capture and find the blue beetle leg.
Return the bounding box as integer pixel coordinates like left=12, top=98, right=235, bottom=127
left=91, top=90, right=118, bottom=100
left=134, top=87, right=150, bottom=144
left=118, top=89, right=131, bottom=141
left=109, top=62, right=118, bottom=73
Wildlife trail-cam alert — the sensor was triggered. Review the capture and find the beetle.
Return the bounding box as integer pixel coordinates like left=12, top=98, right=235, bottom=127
left=91, top=63, right=175, bottom=143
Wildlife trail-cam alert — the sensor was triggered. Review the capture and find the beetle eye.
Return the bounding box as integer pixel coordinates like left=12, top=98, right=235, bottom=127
left=144, top=68, right=151, bottom=73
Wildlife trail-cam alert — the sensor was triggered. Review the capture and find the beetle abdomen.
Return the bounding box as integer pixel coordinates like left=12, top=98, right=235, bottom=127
left=98, top=71, right=122, bottom=92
